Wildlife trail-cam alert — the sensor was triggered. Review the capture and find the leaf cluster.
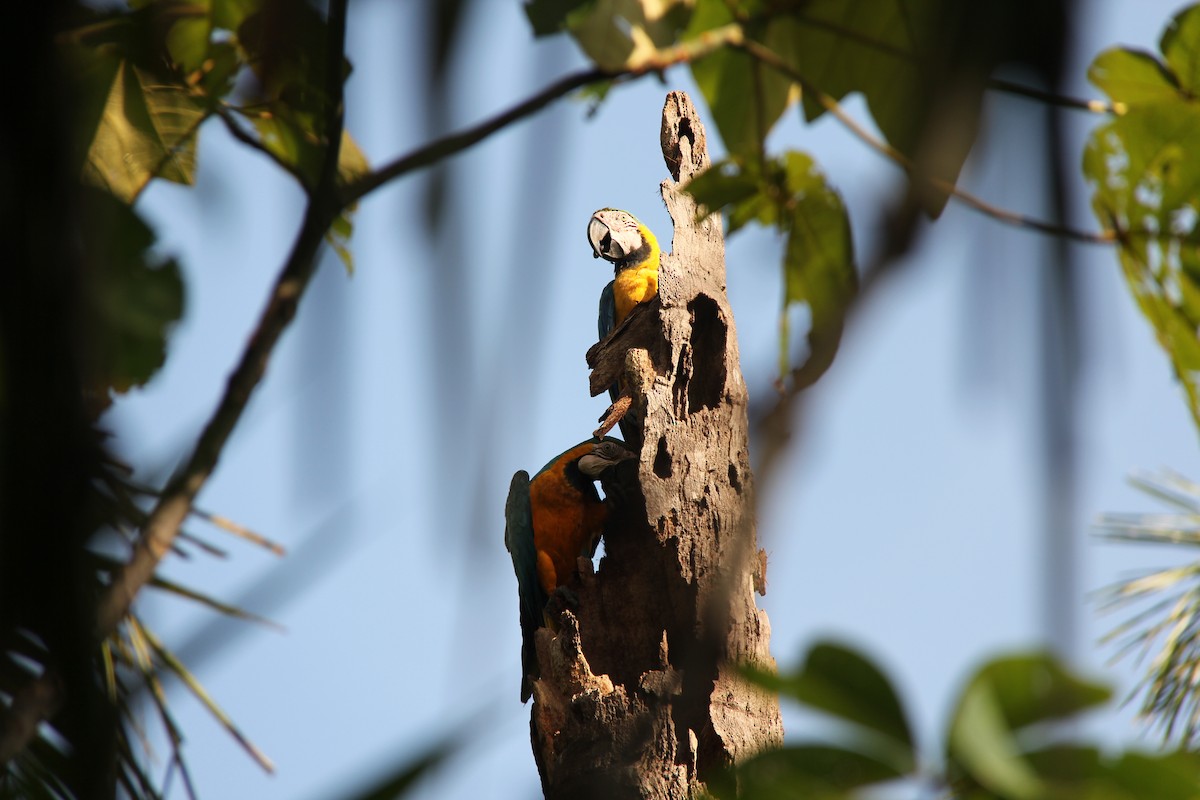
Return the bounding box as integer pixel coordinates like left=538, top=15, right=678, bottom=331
left=715, top=642, right=1200, bottom=799
left=1084, top=4, right=1200, bottom=434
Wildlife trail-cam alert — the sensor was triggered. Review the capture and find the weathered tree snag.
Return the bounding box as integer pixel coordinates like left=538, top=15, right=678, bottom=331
left=530, top=92, right=782, bottom=799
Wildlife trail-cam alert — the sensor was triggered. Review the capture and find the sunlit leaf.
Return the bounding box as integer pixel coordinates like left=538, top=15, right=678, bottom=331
left=523, top=0, right=593, bottom=37
left=563, top=0, right=692, bottom=71
left=1088, top=48, right=1181, bottom=107
left=81, top=60, right=208, bottom=202
left=166, top=13, right=212, bottom=75
left=1161, top=3, right=1200, bottom=94
left=1083, top=100, right=1200, bottom=433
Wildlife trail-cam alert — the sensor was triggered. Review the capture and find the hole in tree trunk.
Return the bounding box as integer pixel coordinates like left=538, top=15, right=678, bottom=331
left=653, top=436, right=672, bottom=478
left=686, top=295, right=726, bottom=414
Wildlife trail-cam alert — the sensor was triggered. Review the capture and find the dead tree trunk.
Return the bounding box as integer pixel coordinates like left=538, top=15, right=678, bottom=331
left=529, top=92, right=783, bottom=799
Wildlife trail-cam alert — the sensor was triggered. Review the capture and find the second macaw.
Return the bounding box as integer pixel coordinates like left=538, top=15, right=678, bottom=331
left=504, top=437, right=633, bottom=702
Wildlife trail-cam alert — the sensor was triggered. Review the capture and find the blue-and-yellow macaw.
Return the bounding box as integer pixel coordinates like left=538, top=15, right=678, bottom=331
left=504, top=437, right=633, bottom=702
left=588, top=209, right=660, bottom=440
left=588, top=208, right=661, bottom=342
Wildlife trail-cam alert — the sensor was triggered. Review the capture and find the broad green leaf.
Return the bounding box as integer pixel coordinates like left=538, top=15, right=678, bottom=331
left=564, top=0, right=692, bottom=71
left=1162, top=3, right=1200, bottom=94
left=682, top=161, right=760, bottom=214
left=524, top=0, right=593, bottom=36
left=1106, top=751, right=1200, bottom=799
left=82, top=60, right=208, bottom=202
left=947, top=655, right=1111, bottom=798
left=1022, top=744, right=1104, bottom=785
left=707, top=744, right=904, bottom=800
left=81, top=190, right=185, bottom=396
left=1088, top=48, right=1182, bottom=106
left=767, top=0, right=986, bottom=216
left=687, top=0, right=793, bottom=158
left=754, top=641, right=912, bottom=766
left=1084, top=101, right=1200, bottom=434
left=961, top=653, right=1112, bottom=730
left=781, top=152, right=855, bottom=384
left=213, top=0, right=260, bottom=31
left=166, top=13, right=212, bottom=75
left=947, top=677, right=1044, bottom=799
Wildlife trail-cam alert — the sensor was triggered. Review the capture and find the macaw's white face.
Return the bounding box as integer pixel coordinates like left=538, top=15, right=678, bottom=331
left=588, top=209, right=644, bottom=263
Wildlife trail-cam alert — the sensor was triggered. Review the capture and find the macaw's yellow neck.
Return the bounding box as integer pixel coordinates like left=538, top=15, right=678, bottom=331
left=612, top=223, right=660, bottom=326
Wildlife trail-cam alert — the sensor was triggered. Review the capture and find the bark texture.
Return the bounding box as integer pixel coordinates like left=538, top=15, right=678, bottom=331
left=530, top=91, right=782, bottom=799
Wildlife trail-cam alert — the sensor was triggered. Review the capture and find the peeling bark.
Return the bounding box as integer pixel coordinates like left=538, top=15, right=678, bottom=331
left=530, top=92, right=782, bottom=799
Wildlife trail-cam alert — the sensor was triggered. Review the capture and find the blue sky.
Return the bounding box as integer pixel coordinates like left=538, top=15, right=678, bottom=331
left=105, top=2, right=1200, bottom=797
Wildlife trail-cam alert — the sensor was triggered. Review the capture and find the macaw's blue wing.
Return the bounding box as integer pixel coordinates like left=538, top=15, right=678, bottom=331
left=598, top=280, right=616, bottom=342
left=504, top=469, right=545, bottom=703
left=597, top=280, right=638, bottom=439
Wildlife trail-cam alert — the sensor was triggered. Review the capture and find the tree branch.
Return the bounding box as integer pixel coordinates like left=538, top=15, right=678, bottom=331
left=340, top=68, right=614, bottom=206
left=339, top=23, right=746, bottom=207
left=0, top=0, right=350, bottom=768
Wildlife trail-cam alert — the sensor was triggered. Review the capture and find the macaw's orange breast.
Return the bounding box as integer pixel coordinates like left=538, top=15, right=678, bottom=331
left=529, top=444, right=608, bottom=594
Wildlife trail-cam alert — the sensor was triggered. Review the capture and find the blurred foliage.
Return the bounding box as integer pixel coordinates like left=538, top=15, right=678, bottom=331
left=1098, top=470, right=1200, bottom=749
left=1084, top=3, right=1200, bottom=435
left=711, top=641, right=1200, bottom=799
left=10, top=0, right=1200, bottom=796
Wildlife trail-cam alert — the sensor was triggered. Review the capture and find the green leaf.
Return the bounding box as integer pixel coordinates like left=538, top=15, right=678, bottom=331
left=166, top=12, right=212, bottom=75
left=1088, top=48, right=1182, bottom=106
left=966, top=653, right=1112, bottom=730
left=1084, top=100, right=1200, bottom=434
left=687, top=0, right=793, bottom=159
left=1107, top=751, right=1200, bottom=799
left=708, top=744, right=905, bottom=800
left=753, top=641, right=912, bottom=767
left=327, top=212, right=355, bottom=275
left=563, top=0, right=692, bottom=71
left=780, top=152, right=856, bottom=385
left=947, top=676, right=1044, bottom=799
left=946, top=654, right=1112, bottom=799
left=81, top=190, right=185, bottom=396
left=213, top=0, right=260, bottom=31
left=81, top=60, right=208, bottom=202
left=1161, top=3, right=1200, bottom=95
left=766, top=0, right=986, bottom=216
left=682, top=160, right=760, bottom=214
left=524, top=0, right=593, bottom=37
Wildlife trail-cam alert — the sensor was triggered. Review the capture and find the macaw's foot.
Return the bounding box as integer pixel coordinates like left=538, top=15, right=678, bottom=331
left=594, top=394, right=633, bottom=438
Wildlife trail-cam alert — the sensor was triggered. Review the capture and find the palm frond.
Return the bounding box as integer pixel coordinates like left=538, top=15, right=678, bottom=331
left=1096, top=469, right=1200, bottom=747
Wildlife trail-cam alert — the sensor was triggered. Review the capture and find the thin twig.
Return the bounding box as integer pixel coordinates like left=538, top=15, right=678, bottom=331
left=341, top=68, right=614, bottom=205
left=735, top=39, right=1115, bottom=245
left=989, top=77, right=1124, bottom=115
left=215, top=105, right=301, bottom=183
